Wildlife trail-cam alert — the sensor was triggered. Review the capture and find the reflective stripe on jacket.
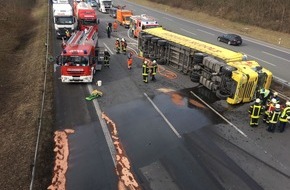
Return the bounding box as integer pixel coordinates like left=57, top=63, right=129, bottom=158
left=279, top=107, right=290, bottom=122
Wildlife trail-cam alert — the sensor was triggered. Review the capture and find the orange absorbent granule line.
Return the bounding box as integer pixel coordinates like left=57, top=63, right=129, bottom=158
left=47, top=129, right=75, bottom=190
left=102, top=112, right=142, bottom=190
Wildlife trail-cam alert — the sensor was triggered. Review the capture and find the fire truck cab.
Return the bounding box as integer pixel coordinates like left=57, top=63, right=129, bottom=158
left=130, top=14, right=159, bottom=38
left=74, top=1, right=99, bottom=31
left=56, top=26, right=100, bottom=83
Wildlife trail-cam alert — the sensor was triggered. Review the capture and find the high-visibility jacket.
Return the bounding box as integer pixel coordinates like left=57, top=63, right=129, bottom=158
left=152, top=64, right=158, bottom=75
left=268, top=109, right=281, bottom=124
left=142, top=64, right=149, bottom=76
left=248, top=103, right=262, bottom=118
left=104, top=51, right=110, bottom=61
left=279, top=106, right=290, bottom=122
left=121, top=41, right=127, bottom=50
left=115, top=41, right=120, bottom=48
left=127, top=58, right=133, bottom=66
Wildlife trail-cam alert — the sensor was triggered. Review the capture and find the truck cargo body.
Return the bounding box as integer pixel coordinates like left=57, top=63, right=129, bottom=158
left=138, top=27, right=273, bottom=104
left=96, top=0, right=112, bottom=13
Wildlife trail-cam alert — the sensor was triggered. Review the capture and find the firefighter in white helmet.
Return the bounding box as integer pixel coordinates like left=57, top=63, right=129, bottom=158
left=150, top=60, right=158, bottom=81
left=248, top=98, right=263, bottom=127
left=142, top=60, right=149, bottom=83
left=267, top=103, right=281, bottom=132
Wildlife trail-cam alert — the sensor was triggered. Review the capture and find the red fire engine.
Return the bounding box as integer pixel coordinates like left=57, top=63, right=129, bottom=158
left=130, top=14, right=160, bottom=38
left=56, top=26, right=99, bottom=83
left=74, top=1, right=98, bottom=31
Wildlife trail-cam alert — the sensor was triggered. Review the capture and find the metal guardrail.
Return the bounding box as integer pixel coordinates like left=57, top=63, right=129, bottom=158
left=271, top=76, right=290, bottom=101
left=29, top=0, right=50, bottom=189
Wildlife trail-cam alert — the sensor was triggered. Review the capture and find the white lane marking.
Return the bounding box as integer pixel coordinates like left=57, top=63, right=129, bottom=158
left=190, top=91, right=248, bottom=138
left=103, top=43, right=114, bottom=55
left=181, top=28, right=196, bottom=35
left=262, top=51, right=290, bottom=63
left=88, top=84, right=117, bottom=166
left=248, top=54, right=277, bottom=66
left=127, top=46, right=138, bottom=55
left=197, top=29, right=215, bottom=36
left=163, top=17, right=174, bottom=22
left=144, top=93, right=182, bottom=138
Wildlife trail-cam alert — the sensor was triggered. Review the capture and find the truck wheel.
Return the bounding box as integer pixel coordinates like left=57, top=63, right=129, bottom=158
left=143, top=35, right=153, bottom=40
left=158, top=59, right=165, bottom=65
left=157, top=40, right=167, bottom=46
left=221, top=65, right=237, bottom=76
left=194, top=53, right=204, bottom=64
left=216, top=90, right=229, bottom=100
left=190, top=71, right=200, bottom=82
left=151, top=37, right=159, bottom=43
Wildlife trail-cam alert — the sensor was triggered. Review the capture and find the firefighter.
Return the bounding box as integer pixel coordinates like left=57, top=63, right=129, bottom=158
left=121, top=38, right=127, bottom=54
left=268, top=91, right=280, bottom=104
left=104, top=49, right=110, bottom=68
left=127, top=52, right=133, bottom=70
left=267, top=104, right=281, bottom=132
left=263, top=98, right=277, bottom=123
left=150, top=60, right=158, bottom=81
left=113, top=20, right=118, bottom=32
left=115, top=38, right=121, bottom=54
left=248, top=98, right=263, bottom=127
left=258, top=88, right=271, bottom=106
left=65, top=28, right=70, bottom=39
left=278, top=101, right=290, bottom=132
left=106, top=23, right=112, bottom=38
left=142, top=60, right=149, bottom=83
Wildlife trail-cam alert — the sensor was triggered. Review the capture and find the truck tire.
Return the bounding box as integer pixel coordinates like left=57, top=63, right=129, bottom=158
left=221, top=65, right=237, bottom=76
left=190, top=71, right=200, bottom=82
left=157, top=40, right=167, bottom=46
left=151, top=37, right=159, bottom=43
left=158, top=59, right=166, bottom=65
left=143, top=35, right=153, bottom=40
left=216, top=90, right=229, bottom=100
left=194, top=53, right=204, bottom=64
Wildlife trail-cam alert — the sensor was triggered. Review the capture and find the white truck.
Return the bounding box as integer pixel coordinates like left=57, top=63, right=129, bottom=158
left=96, top=0, right=112, bottom=13
left=52, top=3, right=77, bottom=39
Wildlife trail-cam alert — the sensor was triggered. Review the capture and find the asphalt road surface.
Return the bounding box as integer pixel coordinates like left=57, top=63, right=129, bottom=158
left=51, top=1, right=290, bottom=189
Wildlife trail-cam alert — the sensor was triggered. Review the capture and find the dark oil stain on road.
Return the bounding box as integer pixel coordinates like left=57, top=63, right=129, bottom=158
left=150, top=86, right=224, bottom=135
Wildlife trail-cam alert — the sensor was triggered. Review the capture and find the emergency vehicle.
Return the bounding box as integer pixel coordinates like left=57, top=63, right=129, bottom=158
left=74, top=1, right=98, bottom=31
left=56, top=26, right=100, bottom=83
left=129, top=14, right=160, bottom=38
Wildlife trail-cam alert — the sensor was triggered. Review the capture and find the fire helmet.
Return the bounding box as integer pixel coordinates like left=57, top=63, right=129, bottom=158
left=273, top=92, right=278, bottom=96
left=271, top=98, right=277, bottom=104
left=255, top=98, right=261, bottom=103
left=286, top=101, right=290, bottom=107
left=275, top=104, right=280, bottom=109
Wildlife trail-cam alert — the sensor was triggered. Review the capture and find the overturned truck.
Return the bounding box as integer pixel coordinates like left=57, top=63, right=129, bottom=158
left=138, top=27, right=272, bottom=104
